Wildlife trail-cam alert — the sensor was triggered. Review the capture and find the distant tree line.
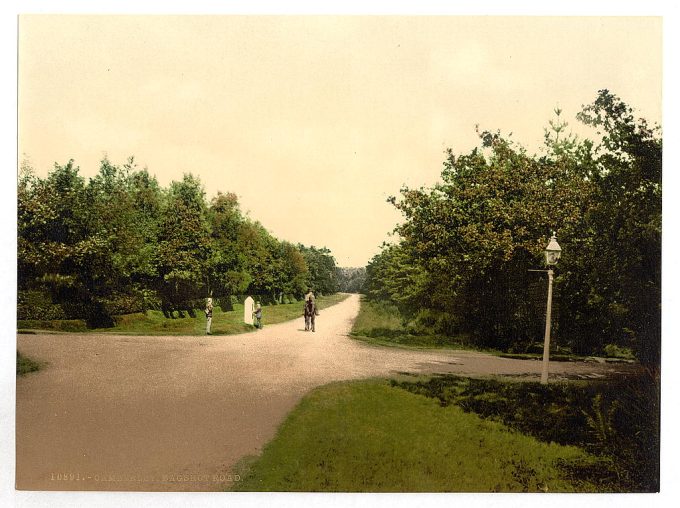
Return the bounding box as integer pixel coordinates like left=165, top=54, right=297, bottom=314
left=18, top=160, right=338, bottom=327
left=335, top=267, right=367, bottom=293
left=364, top=91, right=661, bottom=364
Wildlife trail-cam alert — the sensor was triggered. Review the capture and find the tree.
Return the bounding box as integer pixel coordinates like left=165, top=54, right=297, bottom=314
left=235, top=219, right=281, bottom=302
left=299, top=245, right=338, bottom=296
left=364, top=243, right=429, bottom=313
left=335, top=267, right=367, bottom=293
left=371, top=91, right=660, bottom=361
left=207, top=192, right=251, bottom=297
left=568, top=90, right=661, bottom=364
left=387, top=126, right=592, bottom=348
left=277, top=242, right=310, bottom=299
left=156, top=174, right=212, bottom=314
left=17, top=156, right=343, bottom=325
left=17, top=159, right=120, bottom=325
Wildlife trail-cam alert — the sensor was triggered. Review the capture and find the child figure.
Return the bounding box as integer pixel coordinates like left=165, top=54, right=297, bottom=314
left=253, top=303, right=263, bottom=329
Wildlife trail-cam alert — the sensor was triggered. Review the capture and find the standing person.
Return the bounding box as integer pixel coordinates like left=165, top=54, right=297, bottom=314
left=305, top=288, right=315, bottom=303
left=205, top=298, right=213, bottom=335
left=305, top=296, right=316, bottom=333
left=253, top=303, right=263, bottom=329
left=303, top=298, right=312, bottom=331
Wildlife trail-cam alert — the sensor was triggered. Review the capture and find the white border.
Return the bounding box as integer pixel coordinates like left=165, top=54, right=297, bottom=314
left=3, top=2, right=678, bottom=508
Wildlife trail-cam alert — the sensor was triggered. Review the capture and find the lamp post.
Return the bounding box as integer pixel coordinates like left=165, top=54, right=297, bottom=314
left=540, top=233, right=562, bottom=384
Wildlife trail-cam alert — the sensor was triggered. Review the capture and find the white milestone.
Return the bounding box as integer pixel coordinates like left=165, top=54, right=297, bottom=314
left=244, top=296, right=255, bottom=325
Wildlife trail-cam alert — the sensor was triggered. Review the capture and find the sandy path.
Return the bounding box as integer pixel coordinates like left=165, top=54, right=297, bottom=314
left=15, top=294, right=636, bottom=491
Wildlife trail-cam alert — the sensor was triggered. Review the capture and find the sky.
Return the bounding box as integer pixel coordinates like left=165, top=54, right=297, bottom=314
left=18, top=15, right=662, bottom=268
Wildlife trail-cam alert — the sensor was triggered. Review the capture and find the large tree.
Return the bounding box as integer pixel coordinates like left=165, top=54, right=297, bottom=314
left=18, top=159, right=340, bottom=325
left=367, top=91, right=661, bottom=361
left=567, top=90, right=661, bottom=363
left=299, top=245, right=338, bottom=296
left=207, top=192, right=251, bottom=297
left=156, top=174, right=212, bottom=314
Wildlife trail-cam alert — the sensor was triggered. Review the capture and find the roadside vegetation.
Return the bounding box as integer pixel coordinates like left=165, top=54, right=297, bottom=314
left=18, top=160, right=339, bottom=329
left=350, top=298, right=636, bottom=363
left=17, top=293, right=349, bottom=336
left=350, top=299, right=472, bottom=350
left=232, top=378, right=638, bottom=492
left=364, top=91, right=660, bottom=368
left=392, top=372, right=659, bottom=492
left=16, top=351, right=43, bottom=375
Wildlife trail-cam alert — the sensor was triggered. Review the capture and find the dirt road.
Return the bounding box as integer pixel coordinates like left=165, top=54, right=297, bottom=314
left=15, top=294, right=635, bottom=491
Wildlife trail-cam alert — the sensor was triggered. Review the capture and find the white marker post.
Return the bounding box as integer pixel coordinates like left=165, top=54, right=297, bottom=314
left=244, top=296, right=254, bottom=326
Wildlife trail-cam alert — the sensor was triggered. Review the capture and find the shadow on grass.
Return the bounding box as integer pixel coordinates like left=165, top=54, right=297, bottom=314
left=391, top=371, right=659, bottom=492
left=350, top=330, right=471, bottom=350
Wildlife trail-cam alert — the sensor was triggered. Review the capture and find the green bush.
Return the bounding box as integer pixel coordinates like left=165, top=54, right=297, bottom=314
left=17, top=290, right=52, bottom=306
left=58, top=301, right=90, bottom=319
left=17, top=319, right=87, bottom=332
left=17, top=303, right=67, bottom=320
left=101, top=293, right=146, bottom=316
left=603, top=344, right=635, bottom=360
left=392, top=371, right=659, bottom=492
left=215, top=296, right=233, bottom=312
left=405, top=308, right=437, bottom=335
left=140, top=289, right=162, bottom=311
left=17, top=289, right=68, bottom=320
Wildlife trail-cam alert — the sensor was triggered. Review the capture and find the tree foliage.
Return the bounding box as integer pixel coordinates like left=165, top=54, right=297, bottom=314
left=18, top=160, right=338, bottom=325
left=365, top=91, right=661, bottom=363
left=299, top=245, right=338, bottom=296
left=335, top=267, right=367, bottom=293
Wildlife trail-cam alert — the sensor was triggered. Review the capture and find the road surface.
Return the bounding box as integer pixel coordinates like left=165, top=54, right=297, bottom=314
left=15, top=294, right=635, bottom=491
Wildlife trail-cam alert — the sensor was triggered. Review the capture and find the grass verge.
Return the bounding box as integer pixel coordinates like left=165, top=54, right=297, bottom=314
left=351, top=298, right=638, bottom=364
left=16, top=351, right=43, bottom=375
left=231, top=378, right=608, bottom=492
left=350, top=299, right=474, bottom=350
left=17, top=319, right=87, bottom=333
left=17, top=293, right=350, bottom=336
left=392, top=372, right=659, bottom=492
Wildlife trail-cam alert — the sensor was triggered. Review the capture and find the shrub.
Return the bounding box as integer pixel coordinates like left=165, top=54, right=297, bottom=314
left=140, top=289, right=162, bottom=311
left=17, top=302, right=67, bottom=321
left=391, top=371, right=659, bottom=492
left=101, top=293, right=146, bottom=316
left=217, top=296, right=234, bottom=311
left=603, top=344, right=635, bottom=360
left=17, top=319, right=87, bottom=332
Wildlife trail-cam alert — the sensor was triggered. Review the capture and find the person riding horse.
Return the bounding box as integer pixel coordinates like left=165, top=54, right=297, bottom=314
left=304, top=296, right=317, bottom=332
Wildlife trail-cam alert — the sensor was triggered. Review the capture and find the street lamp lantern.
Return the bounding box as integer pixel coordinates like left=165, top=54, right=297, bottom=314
left=545, top=233, right=562, bottom=266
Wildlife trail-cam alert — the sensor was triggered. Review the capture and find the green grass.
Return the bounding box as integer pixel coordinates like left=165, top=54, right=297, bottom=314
left=231, top=379, right=604, bottom=492
left=350, top=299, right=473, bottom=350
left=16, top=351, right=43, bottom=375
left=351, top=299, right=638, bottom=363
left=18, top=293, right=349, bottom=336
left=392, top=373, right=658, bottom=491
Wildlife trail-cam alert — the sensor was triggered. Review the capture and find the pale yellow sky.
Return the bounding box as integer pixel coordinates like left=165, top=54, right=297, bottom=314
left=18, top=16, right=662, bottom=266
